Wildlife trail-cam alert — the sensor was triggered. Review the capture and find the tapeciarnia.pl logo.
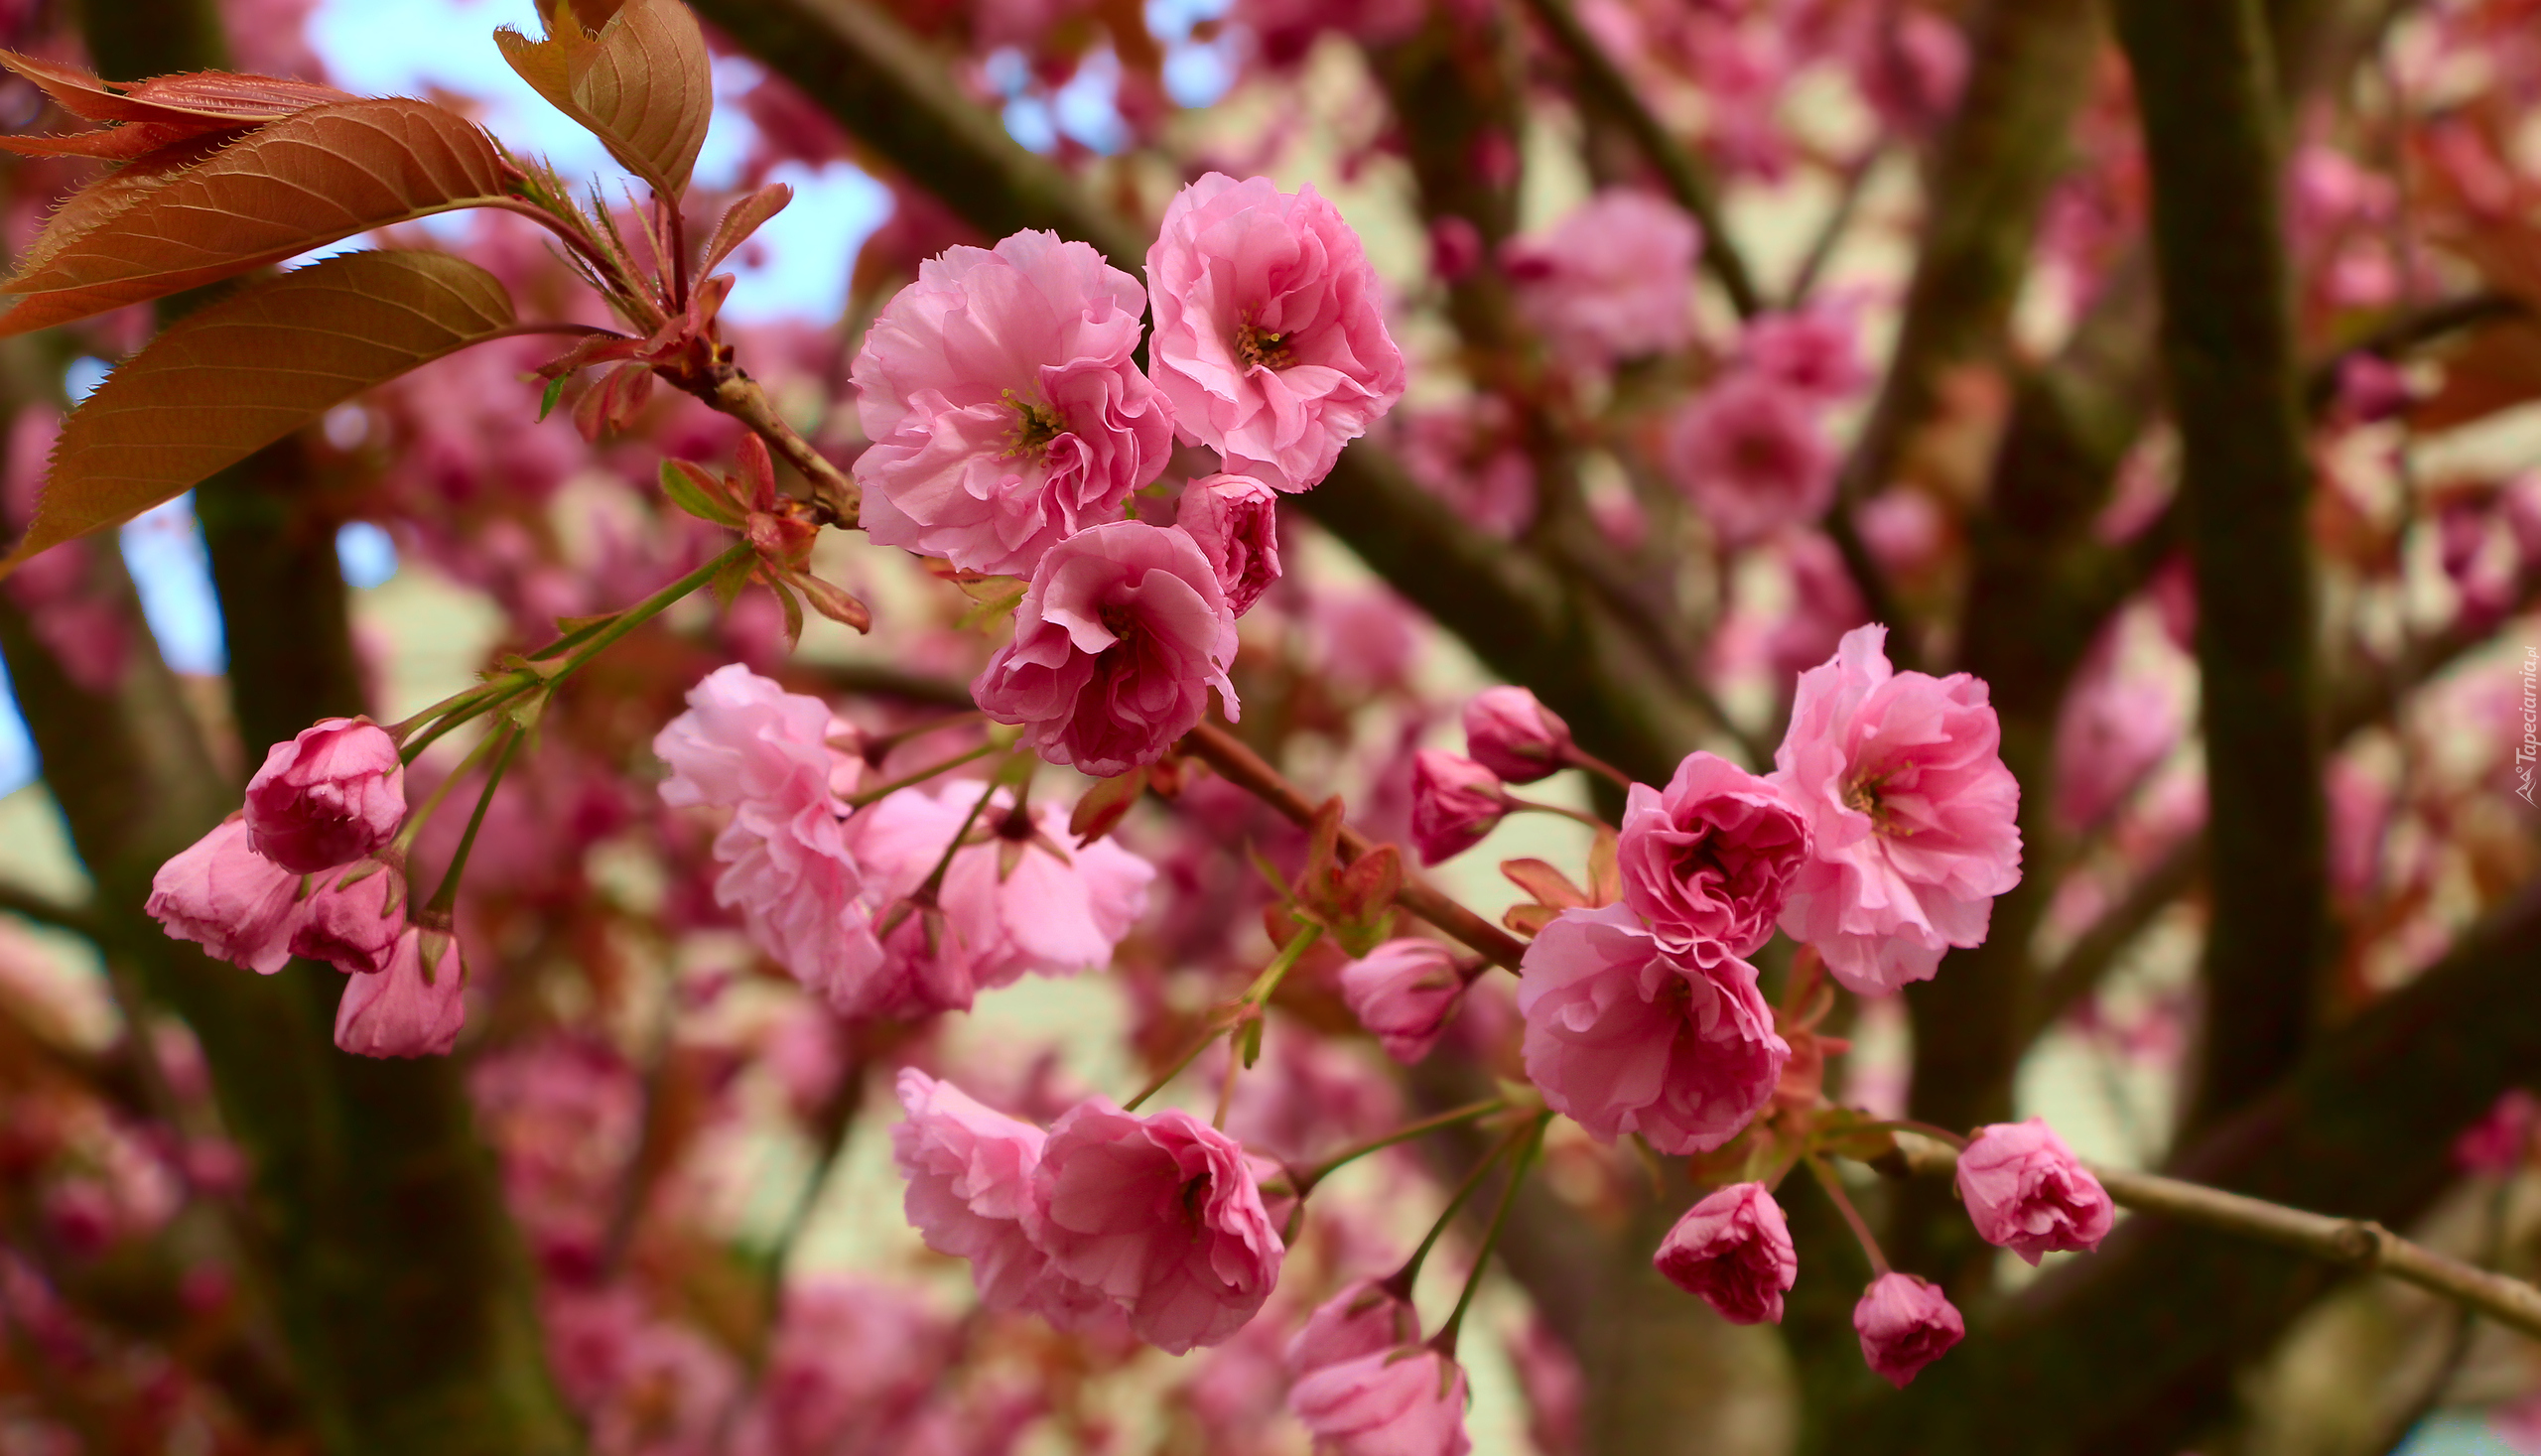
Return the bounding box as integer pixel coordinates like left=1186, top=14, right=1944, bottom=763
left=2518, top=644, right=2537, bottom=807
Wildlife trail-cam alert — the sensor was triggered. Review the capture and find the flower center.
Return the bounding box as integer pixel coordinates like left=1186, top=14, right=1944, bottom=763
left=1006, top=393, right=1065, bottom=459
left=1843, top=772, right=1906, bottom=836
left=1235, top=321, right=1294, bottom=371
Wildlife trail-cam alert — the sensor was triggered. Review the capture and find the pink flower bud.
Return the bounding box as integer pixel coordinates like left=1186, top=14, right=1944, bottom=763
left=243, top=717, right=406, bottom=873
left=1338, top=939, right=1466, bottom=1064
left=1953, top=1119, right=2115, bottom=1264
left=334, top=928, right=467, bottom=1059
left=1288, top=1346, right=1471, bottom=1456
left=1410, top=750, right=1507, bottom=865
left=1176, top=473, right=1282, bottom=616
left=1461, top=687, right=1572, bottom=783
left=1653, top=1182, right=1797, bottom=1325
left=1285, top=1278, right=1419, bottom=1378
left=1852, top=1272, right=1963, bottom=1389
left=290, top=860, right=407, bottom=976
left=146, top=819, right=304, bottom=974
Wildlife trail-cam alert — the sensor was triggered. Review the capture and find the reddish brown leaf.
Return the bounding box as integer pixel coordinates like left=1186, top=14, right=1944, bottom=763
left=0, top=52, right=348, bottom=125
left=495, top=0, right=712, bottom=199
left=0, top=99, right=517, bottom=338
left=1500, top=858, right=1588, bottom=910
left=1069, top=766, right=1149, bottom=845
left=0, top=250, right=516, bottom=579
left=701, top=182, right=791, bottom=274
left=2416, top=320, right=2541, bottom=433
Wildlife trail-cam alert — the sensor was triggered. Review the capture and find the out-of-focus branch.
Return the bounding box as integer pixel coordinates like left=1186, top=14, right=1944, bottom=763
left=1513, top=0, right=1763, bottom=317
left=2112, top=0, right=2330, bottom=1133
left=1833, top=876, right=2541, bottom=1455
left=2302, top=291, right=2528, bottom=413
left=2021, top=836, right=2206, bottom=1044
left=1181, top=721, right=1528, bottom=970
left=1893, top=1136, right=2541, bottom=1341
left=0, top=879, right=99, bottom=938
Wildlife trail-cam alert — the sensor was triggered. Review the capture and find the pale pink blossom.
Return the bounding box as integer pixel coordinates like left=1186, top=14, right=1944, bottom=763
left=1618, top=751, right=1811, bottom=963
left=1286, top=1278, right=1419, bottom=1377
left=1505, top=1316, right=1582, bottom=1456
left=1288, top=1347, right=1471, bottom=1456
left=1772, top=624, right=2023, bottom=994
left=890, top=1070, right=1112, bottom=1328
left=1177, top=472, right=1283, bottom=616
left=1502, top=190, right=1700, bottom=368
left=1516, top=904, right=1788, bottom=1154
left=147, top=819, right=304, bottom=974
left=654, top=663, right=853, bottom=813
left=1954, top=1118, right=2114, bottom=1264
left=737, top=1276, right=950, bottom=1456
left=1668, top=376, right=1836, bottom=546
left=242, top=717, right=406, bottom=873
left=1463, top=686, right=1571, bottom=784
left=1031, top=1098, right=1285, bottom=1354
left=1396, top=403, right=1537, bottom=540
left=974, top=521, right=1239, bottom=776
left=1653, top=1182, right=1796, bottom=1324
left=333, top=928, right=467, bottom=1058
left=1852, top=1272, right=1963, bottom=1389
left=1411, top=750, right=1507, bottom=866
left=289, top=860, right=406, bottom=976
left=1145, top=173, right=1407, bottom=492
left=1338, top=938, right=1466, bottom=1063
left=852, top=230, right=1173, bottom=576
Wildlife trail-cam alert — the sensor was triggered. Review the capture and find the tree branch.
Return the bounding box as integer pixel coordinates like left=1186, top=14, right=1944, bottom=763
left=0, top=878, right=100, bottom=938
left=2112, top=0, right=2330, bottom=1133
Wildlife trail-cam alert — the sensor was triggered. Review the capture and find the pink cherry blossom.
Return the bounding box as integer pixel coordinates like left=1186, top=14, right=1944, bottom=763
left=1852, top=1272, right=1964, bottom=1389
left=2456, top=1090, right=2539, bottom=1176
left=1617, top=750, right=1811, bottom=963
left=1145, top=173, right=1407, bottom=492
left=889, top=1070, right=1112, bottom=1328
left=1516, top=904, right=1788, bottom=1154
left=655, top=663, right=853, bottom=813
left=1737, top=305, right=1870, bottom=401
left=1177, top=472, right=1283, bottom=616
left=1668, top=375, right=1836, bottom=547
left=333, top=928, right=467, bottom=1058
left=242, top=717, right=406, bottom=873
left=1772, top=624, right=2024, bottom=994
left=1410, top=749, right=1507, bottom=866
left=289, top=860, right=406, bottom=975
left=851, top=230, right=1173, bottom=576
left=1502, top=189, right=1700, bottom=368
left=147, top=818, right=304, bottom=975
left=1287, top=1347, right=1472, bottom=1456
left=1338, top=938, right=1466, bottom=1063
left=1031, top=1098, right=1285, bottom=1354
left=974, top=521, right=1239, bottom=777
left=1654, top=1181, right=1797, bottom=1325
left=1463, top=686, right=1571, bottom=784
left=1954, top=1118, right=2115, bottom=1264
left=737, top=1276, right=949, bottom=1456
left=1285, top=1278, right=1419, bottom=1378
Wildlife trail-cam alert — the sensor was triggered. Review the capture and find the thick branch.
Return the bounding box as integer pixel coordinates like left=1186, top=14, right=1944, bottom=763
left=0, top=878, right=100, bottom=937
left=2113, top=0, right=2329, bottom=1132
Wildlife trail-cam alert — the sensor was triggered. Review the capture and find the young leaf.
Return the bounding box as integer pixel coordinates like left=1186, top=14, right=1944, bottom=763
left=494, top=0, right=712, bottom=199
left=0, top=250, right=516, bottom=579
left=1068, top=765, right=1148, bottom=846
left=0, top=99, right=517, bottom=338
left=0, top=53, right=349, bottom=160
left=701, top=182, right=791, bottom=273
left=657, top=459, right=742, bottom=526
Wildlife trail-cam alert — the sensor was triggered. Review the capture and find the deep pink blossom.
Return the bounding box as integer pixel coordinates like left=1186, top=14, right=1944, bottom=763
left=1288, top=1347, right=1471, bottom=1456
left=1668, top=375, right=1836, bottom=546
left=1852, top=1272, right=1963, bottom=1389
left=242, top=717, right=406, bottom=873
left=1617, top=751, right=1811, bottom=963
left=1145, top=173, right=1407, bottom=492
left=2456, top=1090, right=2539, bottom=1175
left=1516, top=904, right=1788, bottom=1154
left=289, top=860, right=406, bottom=976
left=1177, top=472, right=1283, bottom=616
left=1410, top=750, right=1507, bottom=865
left=1653, top=1182, right=1797, bottom=1325
left=890, top=1071, right=1112, bottom=1329
left=333, top=928, right=467, bottom=1058
left=1502, top=190, right=1700, bottom=368
left=974, top=521, right=1239, bottom=777
left=1772, top=624, right=2023, bottom=994
left=1463, top=686, right=1571, bottom=784
left=147, top=819, right=304, bottom=974
left=851, top=230, right=1173, bottom=576
left=1737, top=305, right=1869, bottom=401
left=1338, top=938, right=1466, bottom=1063
left=1954, top=1118, right=2114, bottom=1264
left=1286, top=1278, right=1420, bottom=1377
left=1031, top=1098, right=1285, bottom=1354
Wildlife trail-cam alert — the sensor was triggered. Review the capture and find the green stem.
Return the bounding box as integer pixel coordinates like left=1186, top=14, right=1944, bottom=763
left=843, top=740, right=1000, bottom=810
left=425, top=724, right=524, bottom=916
left=1123, top=1011, right=1238, bottom=1113
left=1859, top=1119, right=1972, bottom=1151
left=1299, top=1100, right=1507, bottom=1195
left=1805, top=1150, right=1892, bottom=1277
left=1502, top=796, right=1609, bottom=830
left=1239, top=921, right=1323, bottom=1006
left=1387, top=1124, right=1525, bottom=1297
left=390, top=724, right=512, bottom=859
left=1430, top=1112, right=1550, bottom=1356
left=549, top=542, right=751, bottom=683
